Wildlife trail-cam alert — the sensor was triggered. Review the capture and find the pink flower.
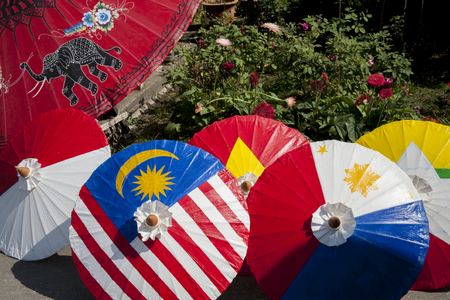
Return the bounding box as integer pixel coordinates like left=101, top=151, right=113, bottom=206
left=310, top=80, right=324, bottom=93
left=194, top=103, right=204, bottom=114
left=387, top=77, right=394, bottom=83
left=271, top=41, right=275, bottom=48
left=261, top=23, right=280, bottom=33
left=355, top=94, right=371, bottom=107
left=216, top=38, right=232, bottom=47
left=301, top=23, right=309, bottom=31
left=368, top=58, right=374, bottom=65
left=284, top=97, right=296, bottom=108
left=322, top=72, right=329, bottom=83
left=241, top=25, right=246, bottom=34
left=249, top=72, right=259, bottom=87
left=414, top=106, right=421, bottom=110
left=367, top=73, right=385, bottom=88
left=379, top=88, right=393, bottom=99
left=223, top=62, right=234, bottom=71
left=253, top=102, right=275, bottom=118
left=329, top=54, right=336, bottom=61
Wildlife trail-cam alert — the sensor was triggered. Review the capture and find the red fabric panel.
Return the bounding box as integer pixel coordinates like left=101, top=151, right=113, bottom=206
left=246, top=144, right=325, bottom=300
left=411, top=233, right=450, bottom=290
left=189, top=115, right=309, bottom=167
left=0, top=108, right=108, bottom=195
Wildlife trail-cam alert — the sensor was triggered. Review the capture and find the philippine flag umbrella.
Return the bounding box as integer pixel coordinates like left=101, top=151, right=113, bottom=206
left=0, top=0, right=200, bottom=151
left=356, top=120, right=450, bottom=290
left=246, top=140, right=429, bottom=300
left=0, top=108, right=110, bottom=261
left=189, top=115, right=309, bottom=199
left=69, top=140, right=250, bottom=299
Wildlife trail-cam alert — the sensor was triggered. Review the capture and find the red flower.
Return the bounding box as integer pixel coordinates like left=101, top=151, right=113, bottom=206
left=382, top=81, right=392, bottom=88
left=310, top=80, right=324, bottom=93
left=355, top=94, right=371, bottom=107
left=322, top=72, right=329, bottom=83
left=379, top=88, right=392, bottom=99
left=252, top=102, right=275, bottom=118
left=249, top=72, right=259, bottom=87
left=367, top=73, right=385, bottom=88
left=284, top=97, right=296, bottom=108
left=447, top=82, right=450, bottom=90
left=423, top=116, right=442, bottom=124
left=241, top=25, right=246, bottom=34
left=197, top=39, right=206, bottom=48
left=223, top=63, right=234, bottom=71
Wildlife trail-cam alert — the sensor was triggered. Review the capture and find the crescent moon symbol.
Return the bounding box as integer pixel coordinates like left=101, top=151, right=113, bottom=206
left=115, top=149, right=179, bottom=198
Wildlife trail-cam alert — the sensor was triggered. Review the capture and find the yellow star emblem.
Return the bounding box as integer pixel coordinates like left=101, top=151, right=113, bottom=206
left=317, top=145, right=328, bottom=155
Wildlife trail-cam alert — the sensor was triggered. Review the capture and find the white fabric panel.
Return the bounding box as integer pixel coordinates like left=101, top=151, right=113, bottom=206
left=0, top=145, right=110, bottom=260
left=169, top=201, right=236, bottom=281
left=208, top=175, right=251, bottom=231
left=159, top=233, right=221, bottom=299
left=187, top=187, right=247, bottom=259
left=310, top=141, right=419, bottom=218
left=72, top=200, right=157, bottom=299
left=397, top=142, right=450, bottom=244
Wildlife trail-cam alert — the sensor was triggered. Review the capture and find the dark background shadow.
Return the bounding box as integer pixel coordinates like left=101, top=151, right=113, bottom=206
left=10, top=248, right=95, bottom=300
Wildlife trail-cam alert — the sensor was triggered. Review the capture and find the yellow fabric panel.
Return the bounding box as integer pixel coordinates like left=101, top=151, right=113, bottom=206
left=356, top=120, right=450, bottom=169
left=226, top=137, right=265, bottom=179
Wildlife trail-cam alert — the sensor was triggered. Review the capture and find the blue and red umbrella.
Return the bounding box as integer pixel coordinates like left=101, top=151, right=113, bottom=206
left=246, top=140, right=429, bottom=299
left=70, top=140, right=250, bottom=299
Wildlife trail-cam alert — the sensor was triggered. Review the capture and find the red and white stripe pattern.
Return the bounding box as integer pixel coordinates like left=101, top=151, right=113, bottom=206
left=70, top=169, right=249, bottom=300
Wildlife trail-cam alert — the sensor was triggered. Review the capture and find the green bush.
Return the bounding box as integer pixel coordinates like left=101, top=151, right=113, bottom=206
left=164, top=9, right=418, bottom=141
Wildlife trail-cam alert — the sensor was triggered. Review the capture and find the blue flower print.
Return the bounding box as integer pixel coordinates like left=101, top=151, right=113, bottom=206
left=95, top=8, right=112, bottom=25
left=82, top=12, right=95, bottom=27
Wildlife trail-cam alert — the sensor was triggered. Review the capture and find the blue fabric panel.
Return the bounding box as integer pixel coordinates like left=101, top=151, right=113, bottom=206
left=84, top=140, right=224, bottom=242
left=281, top=201, right=429, bottom=300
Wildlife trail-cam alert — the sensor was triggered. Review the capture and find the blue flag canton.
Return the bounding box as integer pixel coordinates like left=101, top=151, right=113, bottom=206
left=85, top=140, right=224, bottom=242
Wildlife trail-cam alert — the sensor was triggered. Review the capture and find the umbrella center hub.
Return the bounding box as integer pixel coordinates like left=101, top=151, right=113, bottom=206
left=328, top=216, right=341, bottom=230
left=146, top=214, right=160, bottom=228
left=409, top=175, right=433, bottom=203
left=241, top=181, right=253, bottom=193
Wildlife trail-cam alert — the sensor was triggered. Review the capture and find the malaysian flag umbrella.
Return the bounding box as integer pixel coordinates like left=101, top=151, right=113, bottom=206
left=189, top=115, right=308, bottom=275
left=0, top=0, right=200, bottom=150
left=356, top=120, right=450, bottom=290
left=0, top=108, right=110, bottom=260
left=246, top=140, right=429, bottom=299
left=70, top=140, right=250, bottom=299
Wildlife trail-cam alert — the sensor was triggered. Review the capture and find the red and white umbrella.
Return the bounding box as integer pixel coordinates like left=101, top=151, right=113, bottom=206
left=0, top=0, right=200, bottom=151
left=70, top=140, right=250, bottom=299
left=0, top=108, right=110, bottom=260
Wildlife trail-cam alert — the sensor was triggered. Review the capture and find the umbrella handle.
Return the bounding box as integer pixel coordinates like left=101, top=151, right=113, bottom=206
left=15, top=166, right=32, bottom=179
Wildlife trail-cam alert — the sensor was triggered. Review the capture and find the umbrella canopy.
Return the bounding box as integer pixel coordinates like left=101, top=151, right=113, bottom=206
left=189, top=115, right=309, bottom=198
left=0, top=108, right=110, bottom=260
left=70, top=140, right=250, bottom=299
left=189, top=115, right=308, bottom=275
left=0, top=0, right=200, bottom=151
left=246, top=140, right=429, bottom=300
left=356, top=120, right=450, bottom=290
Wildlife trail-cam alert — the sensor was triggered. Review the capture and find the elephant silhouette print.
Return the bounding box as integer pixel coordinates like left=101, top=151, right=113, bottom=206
left=20, top=37, right=122, bottom=106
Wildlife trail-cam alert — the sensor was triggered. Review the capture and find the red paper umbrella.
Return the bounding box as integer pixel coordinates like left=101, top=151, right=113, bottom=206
left=0, top=0, right=200, bottom=150
left=0, top=108, right=110, bottom=260
left=189, top=115, right=309, bottom=275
